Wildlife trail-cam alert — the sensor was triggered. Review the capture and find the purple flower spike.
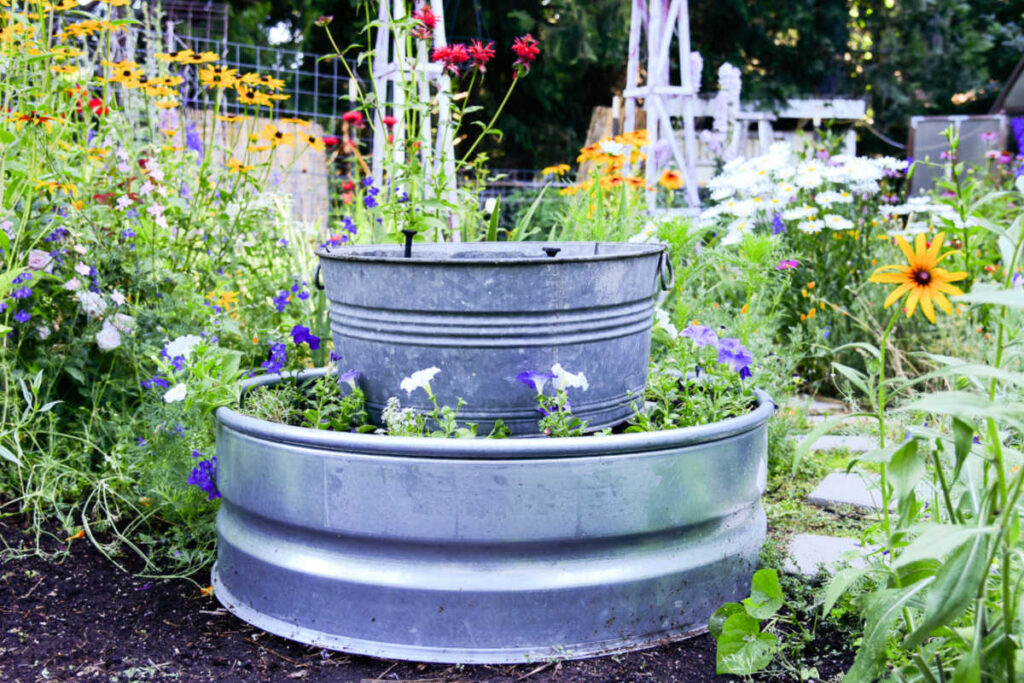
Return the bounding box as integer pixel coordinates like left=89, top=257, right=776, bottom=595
left=187, top=457, right=221, bottom=501
left=717, top=337, right=753, bottom=374
left=680, top=324, right=718, bottom=348
left=516, top=370, right=555, bottom=395
left=771, top=212, right=786, bottom=235
left=290, top=324, right=321, bottom=350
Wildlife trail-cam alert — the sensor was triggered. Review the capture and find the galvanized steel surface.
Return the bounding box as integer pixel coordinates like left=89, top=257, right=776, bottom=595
left=212, top=376, right=773, bottom=664
left=315, top=242, right=665, bottom=436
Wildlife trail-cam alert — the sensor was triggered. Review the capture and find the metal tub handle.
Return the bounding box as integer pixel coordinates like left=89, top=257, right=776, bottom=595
left=657, top=248, right=675, bottom=291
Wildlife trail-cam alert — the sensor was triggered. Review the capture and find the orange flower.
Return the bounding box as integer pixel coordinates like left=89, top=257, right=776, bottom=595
left=658, top=169, right=684, bottom=190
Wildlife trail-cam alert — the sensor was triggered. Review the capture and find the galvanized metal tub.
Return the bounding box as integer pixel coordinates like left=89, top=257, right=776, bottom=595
left=315, top=241, right=668, bottom=436
left=212, top=370, right=773, bottom=664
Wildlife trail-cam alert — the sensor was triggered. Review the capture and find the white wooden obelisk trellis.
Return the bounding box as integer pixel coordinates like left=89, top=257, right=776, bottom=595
left=623, top=0, right=701, bottom=209
left=370, top=1, right=458, bottom=237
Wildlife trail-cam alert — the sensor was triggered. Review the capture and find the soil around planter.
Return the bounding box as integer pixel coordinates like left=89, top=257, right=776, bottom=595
left=1, top=511, right=855, bottom=682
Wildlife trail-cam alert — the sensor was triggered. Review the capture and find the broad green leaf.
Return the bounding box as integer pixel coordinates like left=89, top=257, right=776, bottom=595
left=952, top=417, right=974, bottom=480
left=953, top=647, right=981, bottom=683
left=708, top=602, right=743, bottom=639
left=901, top=392, right=1024, bottom=432
left=894, top=523, right=996, bottom=568
left=832, top=362, right=871, bottom=398
left=903, top=534, right=990, bottom=650
left=844, top=580, right=933, bottom=683
left=0, top=443, right=20, bottom=466
left=830, top=341, right=881, bottom=359
left=716, top=612, right=778, bottom=675
left=888, top=439, right=924, bottom=502
left=955, top=285, right=1024, bottom=309
left=822, top=566, right=870, bottom=617
left=0, top=129, right=14, bottom=144
left=742, top=569, right=783, bottom=620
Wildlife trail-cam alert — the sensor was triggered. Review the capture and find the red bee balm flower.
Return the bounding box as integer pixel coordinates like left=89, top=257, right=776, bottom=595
left=342, top=110, right=364, bottom=127
left=88, top=98, right=109, bottom=116
left=468, top=41, right=495, bottom=71
left=381, top=115, right=398, bottom=128
left=412, top=6, right=437, bottom=40
left=432, top=44, right=470, bottom=74
left=511, top=34, right=540, bottom=71
left=322, top=135, right=340, bottom=147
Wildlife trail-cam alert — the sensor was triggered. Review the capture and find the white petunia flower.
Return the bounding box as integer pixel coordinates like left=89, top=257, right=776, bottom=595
left=164, top=334, right=203, bottom=359
left=400, top=367, right=440, bottom=397
left=96, top=319, right=121, bottom=352
left=551, top=363, right=589, bottom=391
left=163, top=383, right=187, bottom=403
left=78, top=291, right=107, bottom=319
left=654, top=308, right=679, bottom=339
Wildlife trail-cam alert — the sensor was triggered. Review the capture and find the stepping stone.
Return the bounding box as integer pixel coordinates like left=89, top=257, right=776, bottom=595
left=783, top=533, right=867, bottom=577
left=807, top=472, right=882, bottom=509
left=799, top=434, right=878, bottom=453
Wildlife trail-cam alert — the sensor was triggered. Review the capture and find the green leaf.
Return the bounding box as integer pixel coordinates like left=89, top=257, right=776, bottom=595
left=742, top=569, right=784, bottom=619
left=832, top=362, right=871, bottom=398
left=955, top=284, right=1024, bottom=309
left=0, top=443, right=21, bottom=466
left=901, top=392, right=1024, bottom=432
left=903, top=533, right=990, bottom=650
left=844, top=580, right=933, bottom=683
left=486, top=195, right=500, bottom=242
left=0, top=129, right=14, bottom=144
left=716, top=612, right=778, bottom=675
left=888, top=439, right=924, bottom=502
left=953, top=647, right=981, bottom=683
left=952, top=417, right=974, bottom=480
left=708, top=602, right=744, bottom=639
left=894, top=523, right=996, bottom=568
left=822, top=566, right=870, bottom=617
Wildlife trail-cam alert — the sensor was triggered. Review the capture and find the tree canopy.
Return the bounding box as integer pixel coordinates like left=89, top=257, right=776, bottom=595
left=223, top=0, right=1024, bottom=163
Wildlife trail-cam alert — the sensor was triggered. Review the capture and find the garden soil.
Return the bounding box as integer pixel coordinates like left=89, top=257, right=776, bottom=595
left=0, top=516, right=852, bottom=682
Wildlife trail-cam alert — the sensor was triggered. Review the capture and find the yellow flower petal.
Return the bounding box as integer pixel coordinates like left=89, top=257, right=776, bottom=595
left=905, top=287, right=921, bottom=318
left=895, top=235, right=915, bottom=264
left=920, top=291, right=936, bottom=324
left=932, top=290, right=954, bottom=315
left=884, top=282, right=914, bottom=308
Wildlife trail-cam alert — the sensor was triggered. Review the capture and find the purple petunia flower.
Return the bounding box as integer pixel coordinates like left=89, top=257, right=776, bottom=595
left=717, top=337, right=753, bottom=374
left=329, top=351, right=343, bottom=362
left=187, top=457, right=221, bottom=500
left=516, top=369, right=555, bottom=395
left=290, top=325, right=321, bottom=350
left=261, top=342, right=288, bottom=374
left=338, top=369, right=360, bottom=391
left=680, top=324, right=718, bottom=348
left=272, top=289, right=290, bottom=313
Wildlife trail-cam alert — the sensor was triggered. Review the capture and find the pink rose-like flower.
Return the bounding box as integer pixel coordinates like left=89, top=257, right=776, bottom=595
left=27, top=249, right=52, bottom=271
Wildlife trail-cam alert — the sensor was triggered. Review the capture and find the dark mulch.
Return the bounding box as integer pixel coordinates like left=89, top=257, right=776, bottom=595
left=0, top=516, right=852, bottom=682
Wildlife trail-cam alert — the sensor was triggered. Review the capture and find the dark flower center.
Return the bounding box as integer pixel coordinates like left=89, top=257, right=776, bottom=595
left=913, top=269, right=932, bottom=285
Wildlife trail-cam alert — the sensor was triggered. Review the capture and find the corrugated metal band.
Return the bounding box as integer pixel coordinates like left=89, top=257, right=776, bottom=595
left=329, top=298, right=654, bottom=347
